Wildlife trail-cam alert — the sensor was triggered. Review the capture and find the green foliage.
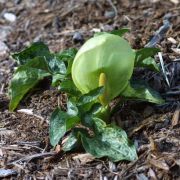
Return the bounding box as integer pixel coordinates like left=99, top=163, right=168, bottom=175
left=56, top=48, right=77, bottom=75
left=78, top=87, right=104, bottom=105
left=110, top=28, right=130, bottom=36
left=48, top=56, right=67, bottom=74
left=56, top=48, right=77, bottom=61
left=9, top=43, right=77, bottom=111
left=67, top=99, right=78, bottom=117
left=137, top=57, right=159, bottom=72
left=122, top=80, right=165, bottom=104
left=94, top=28, right=130, bottom=37
left=135, top=47, right=160, bottom=72
left=50, top=104, right=80, bottom=147
left=12, top=42, right=50, bottom=65
left=9, top=29, right=165, bottom=162
left=135, top=47, right=160, bottom=63
left=50, top=87, right=104, bottom=147
left=50, top=108, right=68, bottom=146
left=62, top=131, right=79, bottom=152
left=80, top=118, right=137, bottom=162
left=49, top=88, right=138, bottom=161
left=9, top=57, right=51, bottom=111
left=58, top=79, right=80, bottom=96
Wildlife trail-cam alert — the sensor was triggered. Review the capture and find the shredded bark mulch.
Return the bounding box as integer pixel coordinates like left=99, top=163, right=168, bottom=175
left=0, top=0, right=179, bottom=179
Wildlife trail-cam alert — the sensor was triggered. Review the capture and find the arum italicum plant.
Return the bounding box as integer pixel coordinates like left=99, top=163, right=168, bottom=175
left=9, top=29, right=164, bottom=162
left=72, top=33, right=134, bottom=106
left=72, top=33, right=164, bottom=116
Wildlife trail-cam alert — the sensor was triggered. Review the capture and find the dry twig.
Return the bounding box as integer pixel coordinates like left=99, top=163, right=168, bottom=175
left=7, top=152, right=56, bottom=165
left=106, top=0, right=118, bottom=18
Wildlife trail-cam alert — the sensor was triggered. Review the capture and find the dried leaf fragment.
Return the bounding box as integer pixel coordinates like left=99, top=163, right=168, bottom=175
left=171, top=106, right=180, bottom=127
left=72, top=153, right=95, bottom=164
left=149, top=158, right=170, bottom=171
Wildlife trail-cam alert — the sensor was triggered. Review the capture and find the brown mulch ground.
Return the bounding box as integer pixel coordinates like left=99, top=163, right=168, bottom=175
left=0, top=0, right=180, bottom=179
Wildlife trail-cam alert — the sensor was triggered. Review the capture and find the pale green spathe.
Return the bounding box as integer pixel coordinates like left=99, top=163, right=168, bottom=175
left=72, top=33, right=135, bottom=103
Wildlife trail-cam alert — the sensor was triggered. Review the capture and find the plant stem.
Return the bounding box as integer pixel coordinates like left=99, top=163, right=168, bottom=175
left=96, top=105, right=111, bottom=123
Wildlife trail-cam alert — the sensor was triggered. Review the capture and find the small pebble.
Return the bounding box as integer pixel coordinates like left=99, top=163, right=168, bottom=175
left=0, top=169, right=18, bottom=178
left=169, top=0, right=179, bottom=4
left=103, top=176, right=108, bottom=180
left=168, top=37, right=177, bottom=44
left=101, top=24, right=114, bottom=32
left=73, top=32, right=84, bottom=44
left=15, top=0, right=22, bottom=4
left=108, top=161, right=117, bottom=172
left=104, top=11, right=115, bottom=19
left=3, top=12, right=16, bottom=22
left=0, top=26, right=12, bottom=41
left=0, top=41, right=9, bottom=57
left=96, top=163, right=103, bottom=170
left=91, top=28, right=101, bottom=33
left=33, top=34, right=42, bottom=42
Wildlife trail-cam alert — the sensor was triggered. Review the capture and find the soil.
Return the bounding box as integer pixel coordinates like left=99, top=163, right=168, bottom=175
left=0, top=0, right=180, bottom=179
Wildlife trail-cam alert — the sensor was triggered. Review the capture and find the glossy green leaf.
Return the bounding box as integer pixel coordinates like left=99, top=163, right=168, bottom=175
left=135, top=47, right=160, bottom=62
left=51, top=74, right=66, bottom=87
left=121, top=80, right=165, bottom=104
left=16, top=55, right=50, bottom=71
left=48, top=56, right=67, bottom=74
left=78, top=87, right=104, bottom=105
left=66, top=60, right=73, bottom=75
left=12, top=42, right=50, bottom=65
left=87, top=103, right=102, bottom=115
left=80, top=105, right=110, bottom=128
left=81, top=113, right=94, bottom=128
left=137, top=57, right=160, bottom=72
left=58, top=79, right=80, bottom=96
left=135, top=48, right=160, bottom=71
left=77, top=87, right=105, bottom=116
left=56, top=48, right=77, bottom=75
left=110, top=28, right=130, bottom=36
left=67, top=99, right=78, bottom=117
left=49, top=108, right=68, bottom=146
left=80, top=118, right=137, bottom=162
left=64, top=99, right=80, bottom=130
left=94, top=105, right=110, bottom=122
left=56, top=48, right=77, bottom=61
left=66, top=99, right=83, bottom=129
left=66, top=116, right=80, bottom=130
left=62, top=132, right=79, bottom=152
left=9, top=57, right=51, bottom=111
